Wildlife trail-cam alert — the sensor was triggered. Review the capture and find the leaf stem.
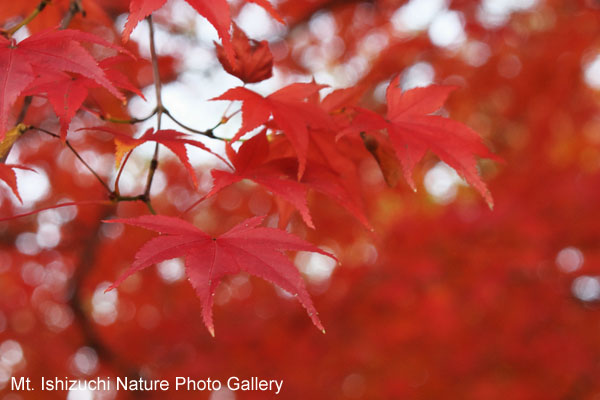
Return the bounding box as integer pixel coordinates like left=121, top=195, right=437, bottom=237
left=60, top=0, right=84, bottom=30
left=163, top=109, right=222, bottom=139
left=113, top=150, right=132, bottom=196
left=142, top=15, right=162, bottom=209
left=15, top=96, right=32, bottom=126
left=96, top=107, right=158, bottom=125
left=5, top=0, right=51, bottom=37
left=148, top=16, right=163, bottom=130
left=32, top=126, right=112, bottom=193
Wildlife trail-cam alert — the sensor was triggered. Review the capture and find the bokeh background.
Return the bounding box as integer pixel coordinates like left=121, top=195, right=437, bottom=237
left=3, top=0, right=600, bottom=398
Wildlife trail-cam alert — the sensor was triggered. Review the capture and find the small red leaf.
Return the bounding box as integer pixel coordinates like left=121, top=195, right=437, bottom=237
left=0, top=164, right=35, bottom=203
left=215, top=24, right=273, bottom=84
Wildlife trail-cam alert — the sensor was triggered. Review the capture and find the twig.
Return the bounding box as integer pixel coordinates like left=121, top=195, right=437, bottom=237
left=32, top=126, right=112, bottom=193
left=113, top=150, right=132, bottom=196
left=4, top=0, right=51, bottom=37
left=60, top=0, right=84, bottom=30
left=142, top=15, right=163, bottom=209
left=15, top=96, right=32, bottom=126
left=97, top=108, right=158, bottom=125
left=163, top=109, right=218, bottom=138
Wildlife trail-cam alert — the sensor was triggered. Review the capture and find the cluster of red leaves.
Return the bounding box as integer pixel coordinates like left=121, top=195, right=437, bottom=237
left=0, top=0, right=499, bottom=336
left=3, top=0, right=600, bottom=399
left=0, top=29, right=130, bottom=140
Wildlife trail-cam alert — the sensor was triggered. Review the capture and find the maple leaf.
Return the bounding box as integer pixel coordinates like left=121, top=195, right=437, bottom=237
left=215, top=23, right=273, bottom=84
left=84, top=127, right=229, bottom=188
left=207, top=131, right=314, bottom=227
left=105, top=215, right=334, bottom=336
left=0, top=29, right=128, bottom=140
left=23, top=58, right=142, bottom=140
left=0, top=164, right=35, bottom=203
left=206, top=132, right=371, bottom=229
left=348, top=77, right=500, bottom=208
left=122, top=0, right=283, bottom=64
left=23, top=72, right=89, bottom=139
left=213, top=82, right=333, bottom=179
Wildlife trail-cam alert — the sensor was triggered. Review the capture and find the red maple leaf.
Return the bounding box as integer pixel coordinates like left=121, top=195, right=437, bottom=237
left=84, top=127, right=229, bottom=188
left=205, top=131, right=370, bottom=229
left=0, top=29, right=127, bottom=140
left=105, top=215, right=334, bottom=336
left=348, top=77, right=500, bottom=208
left=213, top=82, right=333, bottom=179
left=122, top=0, right=283, bottom=64
left=215, top=23, right=273, bottom=84
left=0, top=164, right=35, bottom=203
left=207, top=131, right=314, bottom=227
left=23, top=57, right=143, bottom=140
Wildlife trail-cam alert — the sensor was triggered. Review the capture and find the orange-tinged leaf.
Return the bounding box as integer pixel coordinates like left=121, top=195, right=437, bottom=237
left=85, top=127, right=229, bottom=188
left=0, top=123, right=28, bottom=161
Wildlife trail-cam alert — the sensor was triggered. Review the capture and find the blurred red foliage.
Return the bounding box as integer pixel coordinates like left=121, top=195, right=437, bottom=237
left=2, top=0, right=600, bottom=399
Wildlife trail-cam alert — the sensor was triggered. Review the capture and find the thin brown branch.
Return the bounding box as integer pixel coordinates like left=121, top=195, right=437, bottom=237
left=113, top=150, right=132, bottom=196
left=142, top=15, right=163, bottom=206
left=60, top=0, right=84, bottom=30
left=98, top=108, right=158, bottom=125
left=4, top=0, right=51, bottom=37
left=32, top=126, right=112, bottom=193
left=15, top=96, right=32, bottom=126
left=163, top=109, right=219, bottom=139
